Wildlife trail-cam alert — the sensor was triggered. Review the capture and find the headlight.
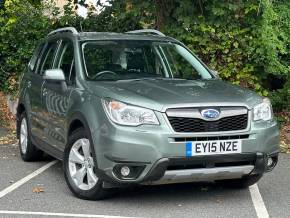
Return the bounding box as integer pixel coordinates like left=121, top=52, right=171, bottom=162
left=253, top=98, right=273, bottom=121
left=102, top=99, right=159, bottom=126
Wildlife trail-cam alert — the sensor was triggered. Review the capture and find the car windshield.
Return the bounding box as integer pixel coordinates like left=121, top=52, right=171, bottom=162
left=82, top=40, right=213, bottom=81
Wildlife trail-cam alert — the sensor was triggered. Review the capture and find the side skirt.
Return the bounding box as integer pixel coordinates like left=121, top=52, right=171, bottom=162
left=31, top=134, right=63, bottom=160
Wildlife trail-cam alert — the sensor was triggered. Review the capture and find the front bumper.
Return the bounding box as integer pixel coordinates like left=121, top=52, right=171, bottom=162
left=141, top=152, right=272, bottom=185
left=91, top=113, right=280, bottom=185
left=146, top=165, right=255, bottom=185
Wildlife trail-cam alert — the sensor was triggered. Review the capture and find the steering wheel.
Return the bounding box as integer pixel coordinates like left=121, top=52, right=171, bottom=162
left=91, top=70, right=117, bottom=80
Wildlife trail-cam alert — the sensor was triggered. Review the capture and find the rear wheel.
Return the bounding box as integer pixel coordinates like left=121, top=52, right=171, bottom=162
left=63, top=128, right=111, bottom=200
left=19, top=112, right=43, bottom=161
left=217, top=174, right=263, bottom=188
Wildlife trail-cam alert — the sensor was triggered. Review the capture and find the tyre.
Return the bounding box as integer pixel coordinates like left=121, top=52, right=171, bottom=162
left=19, top=112, right=43, bottom=161
left=63, top=128, right=111, bottom=200
left=217, top=174, right=263, bottom=189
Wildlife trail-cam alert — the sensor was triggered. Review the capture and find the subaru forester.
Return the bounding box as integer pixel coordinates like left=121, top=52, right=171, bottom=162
left=16, top=28, right=280, bottom=200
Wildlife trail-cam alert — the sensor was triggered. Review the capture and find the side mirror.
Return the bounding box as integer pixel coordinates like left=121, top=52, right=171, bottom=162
left=43, top=69, right=65, bottom=81
left=211, top=70, right=220, bottom=78
left=43, top=69, right=67, bottom=91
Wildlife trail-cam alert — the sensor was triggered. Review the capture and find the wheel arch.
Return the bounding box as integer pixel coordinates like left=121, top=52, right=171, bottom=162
left=67, top=112, right=92, bottom=143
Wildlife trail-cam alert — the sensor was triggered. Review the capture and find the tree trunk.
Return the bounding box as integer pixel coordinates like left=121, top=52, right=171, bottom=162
left=154, top=0, right=175, bottom=31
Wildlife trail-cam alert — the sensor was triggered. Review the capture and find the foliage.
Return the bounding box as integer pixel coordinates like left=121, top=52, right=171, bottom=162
left=269, top=78, right=290, bottom=112
left=0, top=0, right=57, bottom=96
left=0, top=0, right=289, bottom=112
left=103, top=0, right=290, bottom=111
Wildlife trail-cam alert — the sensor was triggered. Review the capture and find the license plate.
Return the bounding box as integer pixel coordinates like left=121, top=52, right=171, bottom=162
left=186, top=140, right=242, bottom=156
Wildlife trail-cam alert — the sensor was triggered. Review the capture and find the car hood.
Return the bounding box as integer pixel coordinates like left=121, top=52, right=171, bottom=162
left=85, top=79, right=262, bottom=112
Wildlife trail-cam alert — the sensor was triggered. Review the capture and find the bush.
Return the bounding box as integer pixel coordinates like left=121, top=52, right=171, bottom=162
left=0, top=0, right=56, bottom=96
left=0, top=0, right=289, bottom=113
left=105, top=0, right=290, bottom=111
left=269, top=78, right=290, bottom=112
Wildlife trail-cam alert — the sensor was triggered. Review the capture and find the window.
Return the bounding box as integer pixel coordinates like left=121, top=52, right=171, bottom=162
left=84, top=45, right=114, bottom=79
left=159, top=44, right=206, bottom=80
left=83, top=41, right=168, bottom=81
left=82, top=41, right=213, bottom=81
left=38, top=41, right=59, bottom=75
left=28, top=43, right=44, bottom=71
left=57, top=41, right=75, bottom=85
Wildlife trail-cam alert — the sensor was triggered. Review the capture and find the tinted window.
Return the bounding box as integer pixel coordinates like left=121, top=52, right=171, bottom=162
left=39, top=41, right=59, bottom=75
left=57, top=41, right=75, bottom=85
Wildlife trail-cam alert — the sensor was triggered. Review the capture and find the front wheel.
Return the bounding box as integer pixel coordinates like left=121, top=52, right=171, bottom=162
left=217, top=174, right=263, bottom=188
left=63, top=128, right=111, bottom=200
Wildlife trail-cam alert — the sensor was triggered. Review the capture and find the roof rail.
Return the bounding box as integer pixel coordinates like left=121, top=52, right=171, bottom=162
left=48, top=27, right=78, bottom=36
left=126, top=29, right=165, bottom=37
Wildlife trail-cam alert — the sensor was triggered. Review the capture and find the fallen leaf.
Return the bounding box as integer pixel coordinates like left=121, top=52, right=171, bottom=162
left=32, top=186, right=44, bottom=193
left=216, top=199, right=223, bottom=204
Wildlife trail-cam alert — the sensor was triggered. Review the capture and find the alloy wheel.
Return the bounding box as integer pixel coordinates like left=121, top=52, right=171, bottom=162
left=68, top=138, right=98, bottom=190
left=20, top=118, right=28, bottom=154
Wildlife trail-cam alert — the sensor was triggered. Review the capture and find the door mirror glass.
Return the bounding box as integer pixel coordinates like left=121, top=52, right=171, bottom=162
left=43, top=69, right=65, bottom=81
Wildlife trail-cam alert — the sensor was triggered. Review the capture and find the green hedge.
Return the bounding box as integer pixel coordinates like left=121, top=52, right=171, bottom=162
left=0, top=0, right=289, bottom=112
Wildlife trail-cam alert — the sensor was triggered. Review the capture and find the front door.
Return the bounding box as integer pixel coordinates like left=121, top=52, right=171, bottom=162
left=41, top=39, right=76, bottom=151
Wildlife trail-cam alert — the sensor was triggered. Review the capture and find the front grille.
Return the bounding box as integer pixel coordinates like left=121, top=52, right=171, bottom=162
left=168, top=114, right=248, bottom=133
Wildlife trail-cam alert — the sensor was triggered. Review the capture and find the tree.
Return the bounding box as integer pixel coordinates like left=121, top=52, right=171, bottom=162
left=0, top=0, right=288, bottom=111
left=97, top=0, right=289, bottom=110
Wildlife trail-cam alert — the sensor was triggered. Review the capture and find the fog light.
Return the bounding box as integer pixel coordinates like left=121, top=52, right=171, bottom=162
left=113, top=164, right=145, bottom=180
left=267, top=157, right=273, bottom=167
left=120, top=166, right=130, bottom=177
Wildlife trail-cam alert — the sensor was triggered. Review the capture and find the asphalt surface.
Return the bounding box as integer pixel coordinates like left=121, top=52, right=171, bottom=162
left=0, top=144, right=289, bottom=218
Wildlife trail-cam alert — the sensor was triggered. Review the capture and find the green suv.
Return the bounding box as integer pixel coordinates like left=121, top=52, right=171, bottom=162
left=17, top=27, right=280, bottom=200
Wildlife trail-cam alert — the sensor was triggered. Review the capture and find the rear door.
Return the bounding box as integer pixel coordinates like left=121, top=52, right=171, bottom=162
left=24, top=42, right=45, bottom=138
left=28, top=40, right=60, bottom=140
left=41, top=39, right=76, bottom=151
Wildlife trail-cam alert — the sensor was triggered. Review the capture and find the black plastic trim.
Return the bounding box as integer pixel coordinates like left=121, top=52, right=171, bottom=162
left=251, top=152, right=267, bottom=174
left=104, top=154, right=151, bottom=164
left=31, top=135, right=63, bottom=160
left=141, top=158, right=169, bottom=182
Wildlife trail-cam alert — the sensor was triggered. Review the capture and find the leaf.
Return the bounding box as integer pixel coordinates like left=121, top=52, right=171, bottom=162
left=32, top=186, right=44, bottom=193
